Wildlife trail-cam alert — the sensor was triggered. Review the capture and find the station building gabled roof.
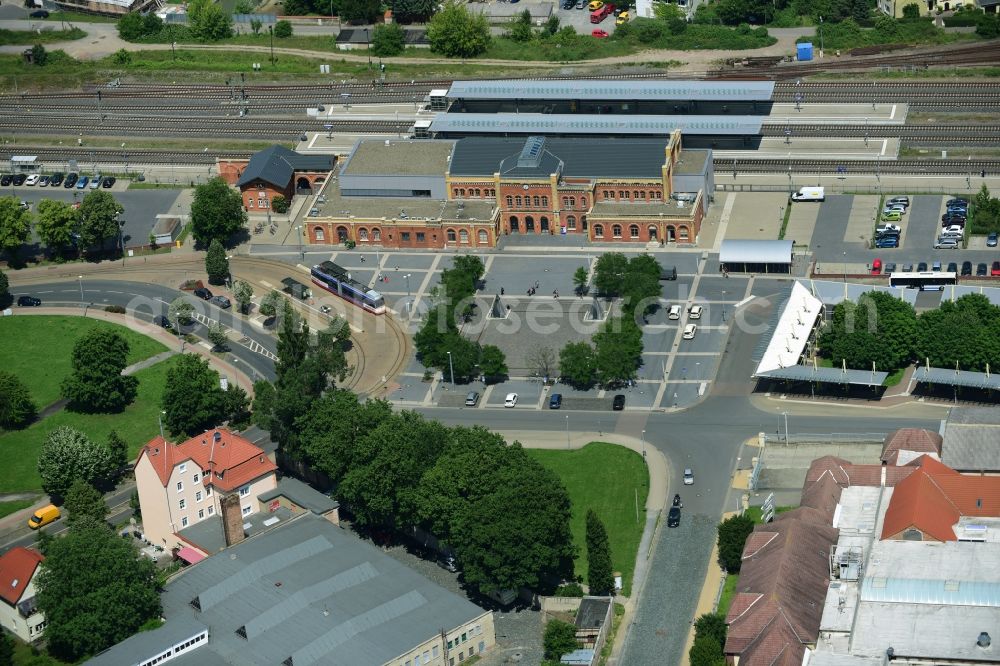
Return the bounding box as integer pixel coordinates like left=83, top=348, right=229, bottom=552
left=430, top=113, right=763, bottom=136
left=446, top=79, right=775, bottom=102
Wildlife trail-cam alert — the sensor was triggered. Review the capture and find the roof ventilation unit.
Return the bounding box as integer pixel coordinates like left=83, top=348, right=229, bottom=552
left=979, top=632, right=991, bottom=648
left=517, top=136, right=546, bottom=169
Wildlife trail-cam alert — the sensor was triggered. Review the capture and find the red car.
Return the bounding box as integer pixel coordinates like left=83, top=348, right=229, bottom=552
left=992, top=261, right=1000, bottom=277
left=592, top=29, right=609, bottom=37
left=871, top=258, right=882, bottom=275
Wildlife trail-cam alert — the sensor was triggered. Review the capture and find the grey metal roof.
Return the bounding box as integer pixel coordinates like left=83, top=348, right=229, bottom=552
left=943, top=408, right=1000, bottom=472
left=575, top=597, right=611, bottom=630
left=449, top=137, right=671, bottom=179
left=447, top=79, right=775, bottom=102
left=91, top=513, right=490, bottom=666
left=430, top=113, right=763, bottom=136
left=913, top=366, right=1000, bottom=391
left=941, top=284, right=1000, bottom=306
left=948, top=407, right=1000, bottom=425
left=236, top=145, right=335, bottom=188
left=805, top=280, right=918, bottom=307
left=862, top=577, right=1000, bottom=606
left=176, top=506, right=297, bottom=555
left=850, top=602, right=1000, bottom=662
left=720, top=239, right=793, bottom=265
left=258, top=477, right=339, bottom=515
left=89, top=615, right=208, bottom=666
left=755, top=365, right=888, bottom=386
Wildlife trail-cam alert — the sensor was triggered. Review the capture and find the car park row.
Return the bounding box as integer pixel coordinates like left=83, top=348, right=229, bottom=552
left=1, top=173, right=116, bottom=189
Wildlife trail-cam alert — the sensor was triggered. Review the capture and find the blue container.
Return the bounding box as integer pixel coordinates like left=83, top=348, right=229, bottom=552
left=797, top=43, right=814, bottom=61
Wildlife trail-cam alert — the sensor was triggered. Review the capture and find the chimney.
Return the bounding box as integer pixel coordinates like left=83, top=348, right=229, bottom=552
left=221, top=493, right=245, bottom=547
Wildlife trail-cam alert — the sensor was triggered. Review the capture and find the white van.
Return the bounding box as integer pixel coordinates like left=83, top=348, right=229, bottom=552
left=668, top=305, right=681, bottom=320
left=791, top=186, right=825, bottom=202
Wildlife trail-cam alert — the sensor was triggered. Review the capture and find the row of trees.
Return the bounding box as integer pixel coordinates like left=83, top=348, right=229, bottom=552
left=118, top=0, right=292, bottom=42
left=414, top=255, right=509, bottom=383
left=0, top=191, right=124, bottom=262
left=695, top=0, right=870, bottom=26
left=819, top=292, right=1000, bottom=373
left=559, top=315, right=644, bottom=388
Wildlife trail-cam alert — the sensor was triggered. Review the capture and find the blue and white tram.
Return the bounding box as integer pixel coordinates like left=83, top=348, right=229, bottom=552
left=310, top=261, right=386, bottom=314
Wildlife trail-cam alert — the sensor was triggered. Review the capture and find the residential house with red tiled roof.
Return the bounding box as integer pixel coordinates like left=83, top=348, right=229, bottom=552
left=880, top=428, right=942, bottom=466
left=0, top=546, right=46, bottom=643
left=134, top=428, right=277, bottom=551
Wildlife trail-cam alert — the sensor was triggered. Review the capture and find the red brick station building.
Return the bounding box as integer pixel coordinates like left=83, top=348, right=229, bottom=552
left=222, top=131, right=713, bottom=249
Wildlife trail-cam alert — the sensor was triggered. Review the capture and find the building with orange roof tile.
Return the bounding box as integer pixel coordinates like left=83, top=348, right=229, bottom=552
left=133, top=428, right=278, bottom=551
left=0, top=546, right=46, bottom=643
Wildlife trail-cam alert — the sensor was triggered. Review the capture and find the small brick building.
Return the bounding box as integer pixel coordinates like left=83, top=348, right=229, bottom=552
left=217, top=145, right=335, bottom=213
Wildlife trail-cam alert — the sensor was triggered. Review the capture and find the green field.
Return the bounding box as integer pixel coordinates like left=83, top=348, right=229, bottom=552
left=716, top=573, right=739, bottom=617
left=0, top=356, right=176, bottom=494
left=0, top=28, right=85, bottom=45
left=527, top=442, right=648, bottom=596
left=0, top=316, right=167, bottom=408
left=0, top=500, right=35, bottom=519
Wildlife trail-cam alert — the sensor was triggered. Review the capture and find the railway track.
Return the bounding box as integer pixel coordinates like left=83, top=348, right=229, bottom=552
left=718, top=158, right=1000, bottom=174
left=760, top=123, right=1000, bottom=144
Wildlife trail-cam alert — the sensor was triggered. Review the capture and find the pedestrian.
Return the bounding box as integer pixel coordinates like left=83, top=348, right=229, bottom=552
left=500, top=287, right=505, bottom=296
left=553, top=289, right=559, bottom=298
left=535, top=280, right=540, bottom=289
left=360, top=255, right=365, bottom=263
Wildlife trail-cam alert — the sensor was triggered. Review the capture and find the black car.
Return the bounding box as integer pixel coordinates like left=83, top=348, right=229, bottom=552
left=63, top=172, right=78, bottom=188
left=102, top=176, right=116, bottom=188
left=977, top=263, right=989, bottom=276
left=947, top=262, right=958, bottom=273
left=17, top=296, right=41, bottom=306
left=152, top=315, right=173, bottom=329
left=193, top=287, right=213, bottom=300
left=942, top=214, right=966, bottom=224
left=49, top=172, right=64, bottom=186
left=667, top=506, right=681, bottom=528
left=12, top=173, right=26, bottom=186
left=0, top=175, right=11, bottom=186
left=884, top=262, right=897, bottom=273
left=612, top=394, right=625, bottom=411
left=209, top=295, right=231, bottom=309
left=29, top=8, right=49, bottom=17
left=962, top=261, right=973, bottom=276
left=917, top=262, right=928, bottom=272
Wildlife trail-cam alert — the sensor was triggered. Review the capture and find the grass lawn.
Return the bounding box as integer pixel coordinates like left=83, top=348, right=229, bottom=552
left=0, top=28, right=85, bottom=45
left=716, top=573, right=739, bottom=617
left=0, top=316, right=167, bottom=408
left=0, top=356, right=177, bottom=494
left=526, top=442, right=648, bottom=596
left=0, top=500, right=35, bottom=519
left=743, top=505, right=794, bottom=524
left=883, top=366, right=907, bottom=387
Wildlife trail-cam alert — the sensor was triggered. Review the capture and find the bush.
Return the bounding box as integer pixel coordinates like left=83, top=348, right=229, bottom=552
left=543, top=619, right=579, bottom=661
left=371, top=22, right=406, bottom=57
left=717, top=514, right=754, bottom=573
left=104, top=305, right=126, bottom=314
left=554, top=582, right=584, bottom=597
left=427, top=0, right=491, bottom=57
left=273, top=19, right=293, bottom=38
left=901, top=2, right=920, bottom=19
left=271, top=194, right=289, bottom=214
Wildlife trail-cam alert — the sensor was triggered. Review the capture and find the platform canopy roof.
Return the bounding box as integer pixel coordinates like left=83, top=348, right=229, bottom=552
left=446, top=79, right=775, bottom=102
left=756, top=365, right=889, bottom=386
left=720, top=239, right=793, bottom=265
left=754, top=281, right=822, bottom=377
left=430, top=113, right=763, bottom=136
left=914, top=366, right=1000, bottom=391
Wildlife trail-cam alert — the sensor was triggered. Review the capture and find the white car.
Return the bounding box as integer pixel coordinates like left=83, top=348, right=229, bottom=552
left=683, top=468, right=694, bottom=485
left=668, top=305, right=681, bottom=320
left=883, top=204, right=906, bottom=215
left=24, top=174, right=39, bottom=186
left=682, top=324, right=697, bottom=339
left=942, top=225, right=964, bottom=235
left=876, top=223, right=901, bottom=234
left=688, top=305, right=703, bottom=320
left=504, top=393, right=518, bottom=408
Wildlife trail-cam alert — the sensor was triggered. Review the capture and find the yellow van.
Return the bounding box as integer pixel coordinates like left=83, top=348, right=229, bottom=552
left=588, top=0, right=604, bottom=10
left=27, top=504, right=60, bottom=530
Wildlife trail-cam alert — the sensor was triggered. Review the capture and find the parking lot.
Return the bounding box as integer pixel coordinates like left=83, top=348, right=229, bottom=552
left=551, top=0, right=625, bottom=36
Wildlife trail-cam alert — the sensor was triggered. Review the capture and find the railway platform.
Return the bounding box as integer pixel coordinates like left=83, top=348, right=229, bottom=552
left=767, top=102, right=908, bottom=125
left=716, top=137, right=900, bottom=161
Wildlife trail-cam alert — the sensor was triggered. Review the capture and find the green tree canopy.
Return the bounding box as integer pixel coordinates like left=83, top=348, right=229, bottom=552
left=36, top=517, right=160, bottom=661
left=593, top=315, right=643, bottom=387
left=295, top=390, right=393, bottom=483
left=717, top=513, right=754, bottom=572
left=273, top=19, right=293, bottom=37
left=543, top=619, right=580, bottom=661
left=508, top=8, right=533, bottom=41
left=901, top=2, right=920, bottom=17
left=61, top=328, right=138, bottom=413
left=0, top=196, right=32, bottom=260
left=106, top=429, right=129, bottom=473
left=78, top=190, right=124, bottom=253
left=559, top=341, right=597, bottom=389
left=190, top=177, right=247, bottom=247
left=341, top=0, right=381, bottom=22
left=0, top=370, right=36, bottom=429
left=393, top=0, right=437, bottom=21
left=586, top=509, right=615, bottom=596
left=233, top=279, right=254, bottom=314
left=36, top=199, right=80, bottom=257
left=161, top=354, right=228, bottom=437
left=0, top=268, right=9, bottom=308
left=694, top=613, right=727, bottom=648
left=818, top=291, right=917, bottom=371
left=427, top=0, right=491, bottom=57
left=37, top=427, right=117, bottom=500
left=205, top=238, right=230, bottom=285
left=478, top=344, right=508, bottom=381
left=573, top=266, right=590, bottom=295
left=259, top=289, right=282, bottom=318
left=372, top=22, right=406, bottom=56
left=188, top=0, right=233, bottom=39
left=593, top=252, right=629, bottom=296
left=63, top=480, right=109, bottom=525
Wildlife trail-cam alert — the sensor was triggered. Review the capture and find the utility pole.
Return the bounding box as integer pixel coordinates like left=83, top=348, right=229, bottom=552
left=446, top=351, right=455, bottom=385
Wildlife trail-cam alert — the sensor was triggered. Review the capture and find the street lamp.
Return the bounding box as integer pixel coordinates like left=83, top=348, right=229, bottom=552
left=403, top=273, right=412, bottom=313
left=722, top=289, right=727, bottom=321
left=566, top=415, right=570, bottom=450
left=365, top=28, right=371, bottom=68
left=119, top=216, right=127, bottom=267
left=446, top=350, right=455, bottom=385
left=78, top=275, right=84, bottom=311
left=297, top=224, right=304, bottom=260
left=641, top=429, right=646, bottom=458
left=843, top=250, right=847, bottom=281
left=782, top=412, right=789, bottom=443
left=121, top=142, right=127, bottom=174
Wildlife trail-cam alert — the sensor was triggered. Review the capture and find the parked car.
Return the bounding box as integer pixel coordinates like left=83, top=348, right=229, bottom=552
left=89, top=174, right=102, bottom=189
left=942, top=213, right=966, bottom=224
left=876, top=223, right=901, bottom=234
left=29, top=9, right=50, bottom=18
left=962, top=261, right=974, bottom=276
left=870, top=258, right=882, bottom=275
left=76, top=176, right=89, bottom=189
left=673, top=493, right=682, bottom=508
left=682, top=323, right=697, bottom=339
left=668, top=304, right=681, bottom=320
left=989, top=232, right=999, bottom=248
left=0, top=174, right=11, bottom=186
left=24, top=174, right=39, bottom=186
left=38, top=175, right=50, bottom=187
left=49, top=172, right=64, bottom=186
left=63, top=172, right=78, bottom=188
left=917, top=262, right=928, bottom=272
left=993, top=262, right=1000, bottom=277
left=875, top=237, right=899, bottom=249
left=947, top=262, right=958, bottom=273
left=209, top=295, right=231, bottom=309
left=683, top=468, right=694, bottom=485
left=977, top=263, right=989, bottom=276
left=688, top=305, right=703, bottom=319
left=888, top=196, right=910, bottom=207
left=465, top=391, right=479, bottom=407
left=932, top=261, right=942, bottom=271
left=902, top=263, right=914, bottom=272
left=947, top=198, right=969, bottom=207
left=942, top=225, right=964, bottom=235
left=17, top=296, right=41, bottom=306
left=591, top=29, right=609, bottom=37
left=612, top=394, right=625, bottom=410
left=504, top=393, right=518, bottom=408
left=616, top=10, right=629, bottom=23
left=27, top=505, right=59, bottom=530
left=883, top=204, right=906, bottom=215
left=549, top=393, right=563, bottom=409
left=12, top=174, right=26, bottom=186
left=102, top=176, right=116, bottom=188
left=881, top=211, right=902, bottom=222
left=885, top=262, right=897, bottom=273
left=193, top=287, right=213, bottom=300
left=667, top=506, right=681, bottom=528
left=153, top=315, right=173, bottom=329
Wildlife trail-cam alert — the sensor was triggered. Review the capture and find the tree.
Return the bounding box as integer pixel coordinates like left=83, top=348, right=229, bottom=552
left=36, top=518, right=160, bottom=662
left=543, top=619, right=579, bottom=661
left=543, top=14, right=560, bottom=34
left=586, top=509, right=615, bottom=596
left=508, top=9, right=533, bottom=41
left=593, top=252, right=629, bottom=296
left=694, top=613, right=727, bottom=648
left=250, top=17, right=262, bottom=35
left=0, top=370, right=36, bottom=429
left=188, top=0, right=233, bottom=40
left=427, top=0, right=491, bottom=58
left=37, top=427, right=117, bottom=500
left=63, top=480, right=109, bottom=525
left=717, top=513, right=754, bottom=572
left=61, top=328, right=138, bottom=413
left=208, top=321, right=228, bottom=350
left=223, top=383, right=252, bottom=429
left=372, top=22, right=406, bottom=56
left=453, top=255, right=486, bottom=284
left=0, top=196, right=32, bottom=260
left=117, top=11, right=159, bottom=40
left=270, top=193, right=288, bottom=213
left=273, top=19, right=293, bottom=37
left=161, top=354, right=229, bottom=437
left=341, top=0, right=381, bottom=22
left=106, top=429, right=129, bottom=475
left=190, top=177, right=247, bottom=247
left=573, top=266, right=590, bottom=296
left=901, top=2, right=920, bottom=17
left=168, top=296, right=194, bottom=325
left=0, top=268, right=9, bottom=309
left=689, top=634, right=726, bottom=666
left=593, top=316, right=643, bottom=387
left=205, top=238, right=230, bottom=285
left=393, top=0, right=437, bottom=21
left=234, top=0, right=255, bottom=13
left=233, top=279, right=254, bottom=314
left=652, top=3, right=685, bottom=33
left=559, top=342, right=597, bottom=389
left=478, top=344, right=508, bottom=382
left=78, top=190, right=124, bottom=253
left=527, top=345, right=557, bottom=380
left=30, top=43, right=48, bottom=66
left=0, top=630, right=12, bottom=666
left=259, top=289, right=282, bottom=319
left=295, top=391, right=393, bottom=483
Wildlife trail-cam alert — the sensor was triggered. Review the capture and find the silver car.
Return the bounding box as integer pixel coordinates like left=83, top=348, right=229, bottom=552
left=934, top=238, right=960, bottom=249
